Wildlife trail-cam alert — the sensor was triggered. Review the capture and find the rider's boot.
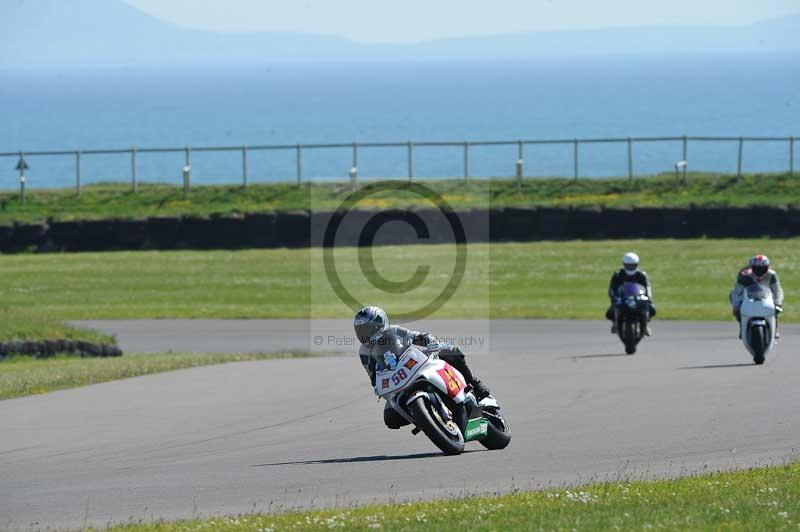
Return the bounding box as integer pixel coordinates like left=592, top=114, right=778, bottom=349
left=383, top=403, right=410, bottom=429
left=439, top=348, right=491, bottom=400
left=470, top=380, right=492, bottom=401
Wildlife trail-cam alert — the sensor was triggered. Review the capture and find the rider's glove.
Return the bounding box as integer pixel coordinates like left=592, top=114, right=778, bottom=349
left=414, top=333, right=437, bottom=347
left=776, top=305, right=783, bottom=314
left=383, top=351, right=398, bottom=371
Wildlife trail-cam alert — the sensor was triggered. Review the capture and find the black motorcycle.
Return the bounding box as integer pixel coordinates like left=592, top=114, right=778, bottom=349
left=614, top=282, right=652, bottom=354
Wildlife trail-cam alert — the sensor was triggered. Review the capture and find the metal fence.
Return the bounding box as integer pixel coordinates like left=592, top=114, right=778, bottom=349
left=1, top=135, right=796, bottom=195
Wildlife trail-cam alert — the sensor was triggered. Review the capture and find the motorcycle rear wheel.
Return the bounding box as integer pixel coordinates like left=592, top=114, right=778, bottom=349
left=480, top=407, right=511, bottom=450
left=408, top=396, right=465, bottom=455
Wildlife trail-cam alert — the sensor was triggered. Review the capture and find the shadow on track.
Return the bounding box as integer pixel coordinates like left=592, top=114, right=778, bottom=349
left=253, top=451, right=480, bottom=467
left=680, top=363, right=754, bottom=370
left=562, top=353, right=632, bottom=360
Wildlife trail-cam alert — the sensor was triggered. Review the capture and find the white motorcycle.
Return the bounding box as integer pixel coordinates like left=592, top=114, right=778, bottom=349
left=375, top=344, right=511, bottom=455
left=739, top=284, right=777, bottom=365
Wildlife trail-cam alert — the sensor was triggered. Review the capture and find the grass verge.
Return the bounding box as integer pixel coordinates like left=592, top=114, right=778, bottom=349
left=102, top=462, right=800, bottom=531
left=0, top=351, right=315, bottom=401
left=0, top=239, right=796, bottom=322
left=0, top=307, right=113, bottom=343
left=0, top=172, right=796, bottom=223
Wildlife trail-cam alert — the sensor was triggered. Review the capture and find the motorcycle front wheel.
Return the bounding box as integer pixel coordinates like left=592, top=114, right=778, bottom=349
left=750, top=324, right=766, bottom=365
left=623, top=319, right=637, bottom=355
left=408, top=396, right=465, bottom=455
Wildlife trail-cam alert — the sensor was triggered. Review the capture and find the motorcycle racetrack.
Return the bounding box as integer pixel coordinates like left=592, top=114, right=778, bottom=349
left=2, top=320, right=798, bottom=530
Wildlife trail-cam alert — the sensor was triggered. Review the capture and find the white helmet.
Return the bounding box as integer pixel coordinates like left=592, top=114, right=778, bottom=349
left=622, top=252, right=640, bottom=276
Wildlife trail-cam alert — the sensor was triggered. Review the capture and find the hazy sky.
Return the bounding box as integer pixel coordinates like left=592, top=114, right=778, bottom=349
left=124, top=0, right=799, bottom=43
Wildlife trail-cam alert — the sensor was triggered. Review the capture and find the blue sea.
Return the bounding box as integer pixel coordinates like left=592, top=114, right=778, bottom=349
left=1, top=53, right=798, bottom=189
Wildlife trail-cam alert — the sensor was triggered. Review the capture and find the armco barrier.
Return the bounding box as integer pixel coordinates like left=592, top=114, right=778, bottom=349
left=0, top=225, right=14, bottom=252
left=245, top=212, right=277, bottom=248
left=0, top=207, right=799, bottom=253
left=147, top=217, right=181, bottom=249
left=48, top=220, right=84, bottom=251
left=10, top=222, right=47, bottom=251
left=0, top=339, right=122, bottom=358
left=114, top=219, right=148, bottom=248
left=787, top=208, right=800, bottom=234
left=274, top=211, right=310, bottom=247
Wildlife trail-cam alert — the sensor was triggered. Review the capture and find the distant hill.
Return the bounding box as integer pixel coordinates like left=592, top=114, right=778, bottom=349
left=1, top=0, right=798, bottom=69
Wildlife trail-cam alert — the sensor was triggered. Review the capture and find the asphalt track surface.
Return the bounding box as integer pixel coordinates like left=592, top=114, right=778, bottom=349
left=2, top=320, right=799, bottom=531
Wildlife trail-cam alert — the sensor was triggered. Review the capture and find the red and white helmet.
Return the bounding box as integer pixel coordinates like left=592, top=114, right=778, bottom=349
left=749, top=254, right=770, bottom=279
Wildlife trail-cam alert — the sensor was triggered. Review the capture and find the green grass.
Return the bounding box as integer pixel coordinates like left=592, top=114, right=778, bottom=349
left=1, top=172, right=797, bottom=224
left=0, top=351, right=315, bottom=400
left=102, top=462, right=800, bottom=531
left=0, top=307, right=113, bottom=343
left=0, top=239, right=796, bottom=322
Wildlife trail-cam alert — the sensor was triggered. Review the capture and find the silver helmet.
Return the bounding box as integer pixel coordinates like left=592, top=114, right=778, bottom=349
left=354, top=306, right=389, bottom=344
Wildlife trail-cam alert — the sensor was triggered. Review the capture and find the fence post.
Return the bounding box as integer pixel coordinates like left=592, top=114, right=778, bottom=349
left=350, top=142, right=359, bottom=191
left=407, top=141, right=413, bottom=181
left=627, top=138, right=633, bottom=180
left=183, top=147, right=191, bottom=197
left=790, top=137, right=795, bottom=176
left=737, top=137, right=744, bottom=177
left=296, top=144, right=302, bottom=185
left=463, top=141, right=469, bottom=181
left=682, top=135, right=688, bottom=183
left=131, top=147, right=138, bottom=193
left=18, top=150, right=25, bottom=205
left=242, top=145, right=248, bottom=187
left=573, top=139, right=579, bottom=180
left=75, top=150, right=81, bottom=195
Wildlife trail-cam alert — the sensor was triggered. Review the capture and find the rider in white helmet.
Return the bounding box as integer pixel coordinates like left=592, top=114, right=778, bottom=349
left=730, top=254, right=784, bottom=338
left=605, top=252, right=655, bottom=335
left=354, top=305, right=491, bottom=430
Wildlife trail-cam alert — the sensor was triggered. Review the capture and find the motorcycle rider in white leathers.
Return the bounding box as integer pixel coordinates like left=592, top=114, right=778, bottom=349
left=730, top=254, right=784, bottom=338
left=605, top=252, right=656, bottom=335
left=354, top=306, right=491, bottom=430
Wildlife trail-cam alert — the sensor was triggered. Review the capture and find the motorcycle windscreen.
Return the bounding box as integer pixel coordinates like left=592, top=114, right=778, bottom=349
left=619, top=282, right=646, bottom=298
left=745, top=284, right=770, bottom=301
left=375, top=346, right=429, bottom=397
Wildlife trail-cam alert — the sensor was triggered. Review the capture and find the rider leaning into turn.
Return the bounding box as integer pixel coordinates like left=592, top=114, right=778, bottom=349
left=354, top=305, right=491, bottom=430
left=730, top=254, right=784, bottom=338
left=605, top=252, right=655, bottom=336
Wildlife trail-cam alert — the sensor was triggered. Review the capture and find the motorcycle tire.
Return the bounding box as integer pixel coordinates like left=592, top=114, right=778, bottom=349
left=408, top=396, right=465, bottom=455
left=480, top=407, right=512, bottom=450
left=623, top=320, right=637, bottom=355
left=750, top=324, right=766, bottom=365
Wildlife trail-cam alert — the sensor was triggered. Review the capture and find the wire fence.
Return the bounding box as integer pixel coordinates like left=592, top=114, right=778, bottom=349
left=1, top=135, right=797, bottom=195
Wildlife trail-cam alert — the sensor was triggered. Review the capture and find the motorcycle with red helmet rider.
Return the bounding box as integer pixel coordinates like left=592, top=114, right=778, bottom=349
left=730, top=254, right=784, bottom=339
